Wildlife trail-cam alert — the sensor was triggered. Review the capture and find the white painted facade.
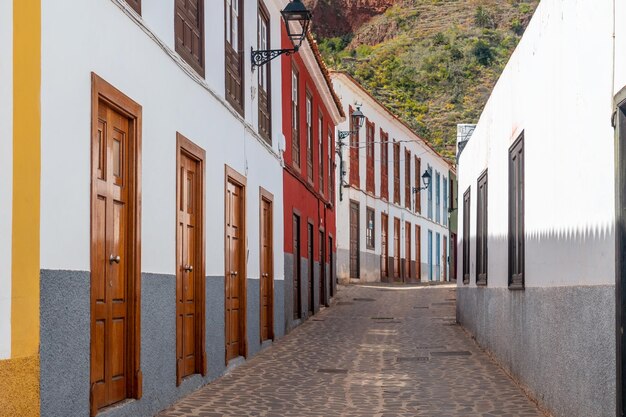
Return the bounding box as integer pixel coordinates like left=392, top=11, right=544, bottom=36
left=331, top=72, right=453, bottom=283
left=39, top=0, right=286, bottom=281
left=457, top=0, right=616, bottom=289
left=0, top=0, right=13, bottom=360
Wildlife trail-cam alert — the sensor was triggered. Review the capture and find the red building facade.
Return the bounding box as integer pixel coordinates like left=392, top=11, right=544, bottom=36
left=281, top=28, right=344, bottom=331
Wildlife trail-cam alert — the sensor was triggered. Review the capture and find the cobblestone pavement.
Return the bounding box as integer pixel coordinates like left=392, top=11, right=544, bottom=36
left=157, top=284, right=546, bottom=417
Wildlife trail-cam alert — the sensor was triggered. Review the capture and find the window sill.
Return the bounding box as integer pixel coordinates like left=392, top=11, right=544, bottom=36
left=508, top=283, right=525, bottom=291
left=476, top=280, right=487, bottom=287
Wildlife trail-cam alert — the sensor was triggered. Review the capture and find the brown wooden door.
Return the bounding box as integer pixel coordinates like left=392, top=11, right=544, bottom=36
left=176, top=136, right=206, bottom=385
left=308, top=223, right=314, bottom=314
left=260, top=194, right=273, bottom=342
left=91, top=100, right=132, bottom=412
left=319, top=230, right=326, bottom=307
left=405, top=221, right=411, bottom=282
left=328, top=235, right=334, bottom=297
left=415, top=225, right=421, bottom=281
left=225, top=175, right=246, bottom=362
left=349, top=201, right=360, bottom=279
left=393, top=218, right=400, bottom=281
left=381, top=213, right=388, bottom=280
left=292, top=214, right=301, bottom=319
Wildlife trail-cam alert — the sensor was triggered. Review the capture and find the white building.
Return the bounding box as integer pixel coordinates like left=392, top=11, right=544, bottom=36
left=0, top=1, right=294, bottom=416
left=456, top=1, right=626, bottom=416
left=331, top=72, right=454, bottom=284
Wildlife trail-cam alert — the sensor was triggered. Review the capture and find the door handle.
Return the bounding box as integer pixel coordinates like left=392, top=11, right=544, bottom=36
left=184, top=265, right=194, bottom=272
left=109, top=254, right=121, bottom=264
left=230, top=271, right=238, bottom=276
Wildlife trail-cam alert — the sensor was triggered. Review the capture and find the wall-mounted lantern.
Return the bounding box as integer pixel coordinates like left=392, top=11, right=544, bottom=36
left=251, top=0, right=312, bottom=69
left=413, top=170, right=432, bottom=193
left=338, top=106, right=365, bottom=140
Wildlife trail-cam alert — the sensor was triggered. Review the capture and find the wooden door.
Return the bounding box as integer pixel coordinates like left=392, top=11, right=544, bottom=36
left=393, top=218, right=400, bottom=280
left=176, top=135, right=206, bottom=385
left=319, top=230, right=326, bottom=307
left=405, top=222, right=411, bottom=282
left=349, top=201, right=360, bottom=279
left=328, top=235, right=334, bottom=298
left=415, top=225, right=421, bottom=281
left=381, top=213, right=388, bottom=280
left=259, top=191, right=273, bottom=342
left=91, top=97, right=140, bottom=414
left=443, top=236, right=448, bottom=282
left=225, top=169, right=246, bottom=362
left=292, top=214, right=301, bottom=319
left=308, top=223, right=314, bottom=314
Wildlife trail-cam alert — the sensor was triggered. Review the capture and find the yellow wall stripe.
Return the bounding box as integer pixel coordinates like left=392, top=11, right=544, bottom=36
left=11, top=0, right=41, bottom=357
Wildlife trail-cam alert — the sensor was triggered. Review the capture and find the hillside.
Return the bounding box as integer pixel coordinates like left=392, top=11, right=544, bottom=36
left=305, top=0, right=539, bottom=160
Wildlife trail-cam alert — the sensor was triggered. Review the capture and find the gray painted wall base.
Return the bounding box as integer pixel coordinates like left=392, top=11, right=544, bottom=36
left=457, top=285, right=615, bottom=417
left=40, top=270, right=284, bottom=417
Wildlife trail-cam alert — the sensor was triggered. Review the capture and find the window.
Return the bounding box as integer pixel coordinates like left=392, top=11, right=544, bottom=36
left=449, top=177, right=455, bottom=211
left=366, top=207, right=375, bottom=249
left=393, top=141, right=400, bottom=204
left=415, top=157, right=421, bottom=213
left=291, top=68, right=300, bottom=168
left=225, top=0, right=243, bottom=113
left=319, top=112, right=324, bottom=193
left=257, top=3, right=271, bottom=142
left=404, top=149, right=411, bottom=209
left=435, top=171, right=441, bottom=223
left=126, top=0, right=141, bottom=14
left=476, top=170, right=488, bottom=286
left=463, top=187, right=470, bottom=284
left=427, top=166, right=433, bottom=219
left=306, top=93, right=313, bottom=182
left=349, top=106, right=360, bottom=187
left=366, top=120, right=375, bottom=194
left=175, top=0, right=204, bottom=76
left=443, top=176, right=448, bottom=227
left=380, top=130, right=389, bottom=200
left=509, top=134, right=524, bottom=289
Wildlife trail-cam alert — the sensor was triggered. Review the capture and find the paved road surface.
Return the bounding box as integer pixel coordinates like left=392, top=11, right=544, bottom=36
left=157, top=284, right=545, bottom=417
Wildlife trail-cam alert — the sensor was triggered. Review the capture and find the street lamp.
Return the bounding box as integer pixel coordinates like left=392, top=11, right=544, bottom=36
left=413, top=170, right=432, bottom=193
left=338, top=106, right=366, bottom=140
left=251, top=0, right=313, bottom=68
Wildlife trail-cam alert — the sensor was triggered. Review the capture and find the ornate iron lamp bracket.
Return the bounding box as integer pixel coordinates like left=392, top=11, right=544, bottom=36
left=251, top=47, right=298, bottom=69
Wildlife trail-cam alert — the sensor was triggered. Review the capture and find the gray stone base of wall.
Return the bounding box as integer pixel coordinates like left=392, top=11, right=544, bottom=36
left=457, top=285, right=615, bottom=417
left=40, top=270, right=285, bottom=417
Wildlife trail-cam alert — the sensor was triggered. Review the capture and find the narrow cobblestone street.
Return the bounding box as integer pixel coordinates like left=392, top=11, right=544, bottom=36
left=157, top=284, right=546, bottom=417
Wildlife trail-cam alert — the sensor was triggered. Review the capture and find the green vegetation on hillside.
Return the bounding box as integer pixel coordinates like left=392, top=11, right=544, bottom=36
left=314, top=0, right=539, bottom=159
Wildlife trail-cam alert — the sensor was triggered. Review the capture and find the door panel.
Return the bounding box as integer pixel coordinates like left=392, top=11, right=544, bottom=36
left=415, top=226, right=421, bottom=281
left=393, top=218, right=400, bottom=281
left=91, top=100, right=131, bottom=412
left=293, top=215, right=301, bottom=319
left=308, top=223, right=314, bottom=314
left=225, top=176, right=245, bottom=362
left=260, top=196, right=273, bottom=341
left=319, top=230, right=325, bottom=307
left=176, top=144, right=205, bottom=384
left=381, top=214, right=388, bottom=280
left=405, top=221, right=411, bottom=282
left=349, top=202, right=360, bottom=279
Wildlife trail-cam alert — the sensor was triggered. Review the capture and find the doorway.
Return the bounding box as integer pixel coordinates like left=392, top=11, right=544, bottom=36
left=225, top=166, right=247, bottom=363
left=308, top=222, right=314, bottom=315
left=90, top=74, right=142, bottom=415
left=405, top=221, right=411, bottom=282
left=293, top=214, right=302, bottom=319
left=319, top=230, right=326, bottom=307
left=259, top=189, right=274, bottom=342
left=349, top=201, right=360, bottom=279
left=176, top=133, right=207, bottom=384
left=381, top=213, right=388, bottom=281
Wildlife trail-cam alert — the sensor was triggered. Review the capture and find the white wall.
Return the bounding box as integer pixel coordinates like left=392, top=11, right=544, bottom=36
left=332, top=73, right=452, bottom=282
left=39, top=0, right=285, bottom=282
left=0, top=0, right=13, bottom=359
left=457, top=0, right=616, bottom=288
